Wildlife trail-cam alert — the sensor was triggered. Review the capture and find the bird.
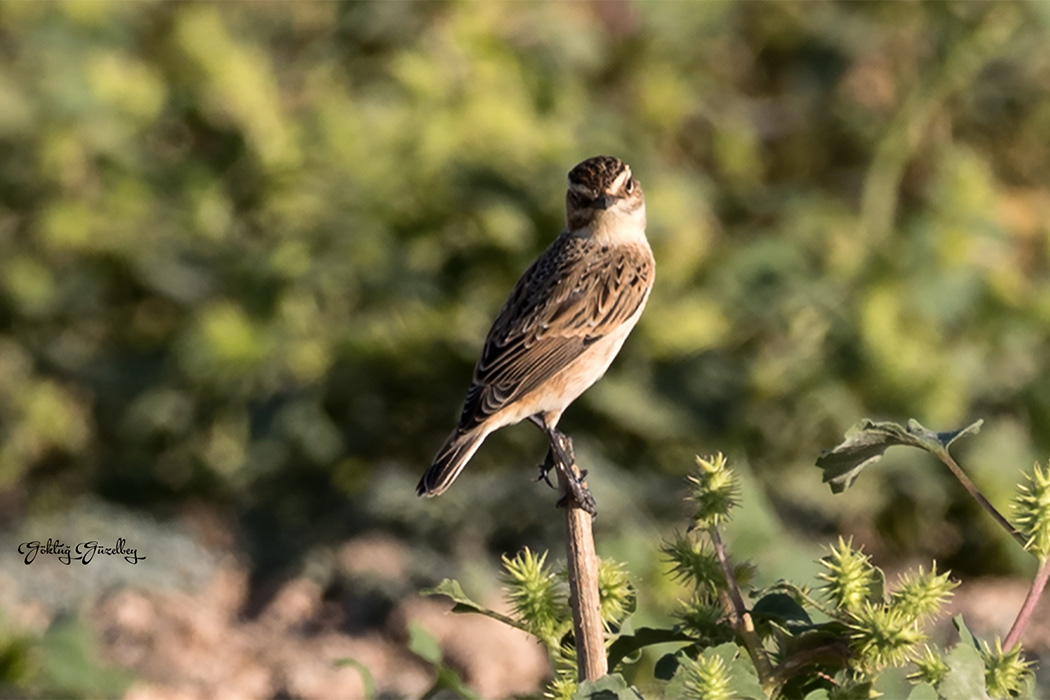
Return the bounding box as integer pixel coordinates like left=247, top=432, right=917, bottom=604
left=417, top=155, right=655, bottom=508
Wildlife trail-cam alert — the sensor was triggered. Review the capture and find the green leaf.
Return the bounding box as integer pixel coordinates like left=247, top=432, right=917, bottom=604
left=334, top=658, right=376, bottom=699
left=940, top=635, right=989, bottom=700
left=952, top=615, right=979, bottom=650
left=574, top=673, right=643, bottom=700
left=421, top=578, right=530, bottom=632
left=802, top=691, right=831, bottom=700
left=873, top=665, right=913, bottom=698
left=751, top=592, right=813, bottom=627
left=420, top=578, right=485, bottom=612
left=407, top=622, right=442, bottom=665
left=606, top=627, right=693, bottom=672
left=705, top=641, right=742, bottom=667
left=816, top=419, right=983, bottom=493
left=931, top=420, right=985, bottom=451
left=906, top=682, right=939, bottom=700
left=723, top=654, right=767, bottom=700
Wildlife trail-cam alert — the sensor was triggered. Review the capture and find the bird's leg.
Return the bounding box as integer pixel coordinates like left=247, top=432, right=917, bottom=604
left=528, top=416, right=596, bottom=515
left=530, top=415, right=558, bottom=489
left=535, top=447, right=557, bottom=490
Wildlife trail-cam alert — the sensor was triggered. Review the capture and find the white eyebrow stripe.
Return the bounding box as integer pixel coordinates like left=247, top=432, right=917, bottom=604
left=608, top=167, right=631, bottom=192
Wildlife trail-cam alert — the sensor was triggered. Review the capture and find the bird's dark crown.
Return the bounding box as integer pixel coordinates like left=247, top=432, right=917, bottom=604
left=564, top=155, right=642, bottom=230
left=567, top=155, right=630, bottom=196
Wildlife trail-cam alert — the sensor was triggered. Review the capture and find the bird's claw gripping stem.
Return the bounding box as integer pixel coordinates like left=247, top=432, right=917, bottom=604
left=547, top=431, right=597, bottom=516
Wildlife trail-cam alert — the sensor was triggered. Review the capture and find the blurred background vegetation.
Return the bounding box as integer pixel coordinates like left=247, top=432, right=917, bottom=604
left=1, top=1, right=1050, bottom=696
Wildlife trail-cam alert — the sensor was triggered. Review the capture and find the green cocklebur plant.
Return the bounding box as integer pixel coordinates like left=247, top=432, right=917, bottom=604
left=982, top=638, right=1032, bottom=699
left=998, top=460, right=1050, bottom=671
left=657, top=455, right=958, bottom=699
left=815, top=419, right=1048, bottom=698
left=424, top=421, right=1047, bottom=699
left=817, top=538, right=880, bottom=614
left=499, top=548, right=577, bottom=698
left=688, top=453, right=740, bottom=530
left=911, top=644, right=951, bottom=686
left=1014, top=463, right=1050, bottom=559
left=422, top=546, right=636, bottom=700
left=672, top=651, right=737, bottom=700
left=813, top=541, right=956, bottom=678
left=501, top=548, right=568, bottom=651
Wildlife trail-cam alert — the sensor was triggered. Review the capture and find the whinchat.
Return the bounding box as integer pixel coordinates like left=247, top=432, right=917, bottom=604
left=417, top=155, right=655, bottom=505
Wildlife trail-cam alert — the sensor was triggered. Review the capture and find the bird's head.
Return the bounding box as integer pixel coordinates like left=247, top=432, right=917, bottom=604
left=565, top=155, right=645, bottom=233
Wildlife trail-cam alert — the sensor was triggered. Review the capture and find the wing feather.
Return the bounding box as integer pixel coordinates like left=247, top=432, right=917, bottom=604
left=457, top=234, right=654, bottom=430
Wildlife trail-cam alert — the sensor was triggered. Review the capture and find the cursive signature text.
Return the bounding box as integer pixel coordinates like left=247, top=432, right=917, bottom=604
left=18, top=538, right=146, bottom=565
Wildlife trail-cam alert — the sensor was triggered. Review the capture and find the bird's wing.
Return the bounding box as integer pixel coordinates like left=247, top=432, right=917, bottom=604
left=457, top=234, right=654, bottom=430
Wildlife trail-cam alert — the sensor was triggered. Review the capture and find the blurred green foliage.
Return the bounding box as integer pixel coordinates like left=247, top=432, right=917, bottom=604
left=1, top=1, right=1049, bottom=594
left=0, top=613, right=132, bottom=698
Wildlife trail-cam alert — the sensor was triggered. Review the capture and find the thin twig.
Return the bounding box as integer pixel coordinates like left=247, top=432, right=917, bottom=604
left=709, top=526, right=775, bottom=689
left=1004, top=558, right=1050, bottom=651
left=710, top=527, right=748, bottom=619
left=936, top=452, right=1026, bottom=549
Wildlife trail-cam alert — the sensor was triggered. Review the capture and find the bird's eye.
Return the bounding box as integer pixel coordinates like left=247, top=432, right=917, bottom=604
left=624, top=178, right=635, bottom=194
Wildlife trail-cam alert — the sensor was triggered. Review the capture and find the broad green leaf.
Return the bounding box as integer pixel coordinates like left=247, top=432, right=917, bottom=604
left=906, top=682, right=939, bottom=700
left=723, top=652, right=767, bottom=700
left=873, top=665, right=913, bottom=699
left=816, top=419, right=983, bottom=492
left=606, top=627, right=693, bottom=672
left=704, top=641, right=742, bottom=667
left=751, top=592, right=812, bottom=627
left=574, top=673, right=644, bottom=700
left=802, top=691, right=830, bottom=700
left=940, top=638, right=988, bottom=700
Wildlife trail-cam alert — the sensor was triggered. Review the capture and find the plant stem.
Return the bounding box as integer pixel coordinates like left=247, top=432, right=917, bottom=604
left=936, top=452, right=1026, bottom=549
left=554, top=440, right=607, bottom=682
left=709, top=526, right=775, bottom=689
left=1004, top=557, right=1050, bottom=650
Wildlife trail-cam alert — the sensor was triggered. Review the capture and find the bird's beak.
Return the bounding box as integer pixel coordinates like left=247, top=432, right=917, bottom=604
left=593, top=194, right=614, bottom=210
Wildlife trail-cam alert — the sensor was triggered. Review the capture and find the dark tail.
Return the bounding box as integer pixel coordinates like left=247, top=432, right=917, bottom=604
left=417, top=427, right=486, bottom=497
